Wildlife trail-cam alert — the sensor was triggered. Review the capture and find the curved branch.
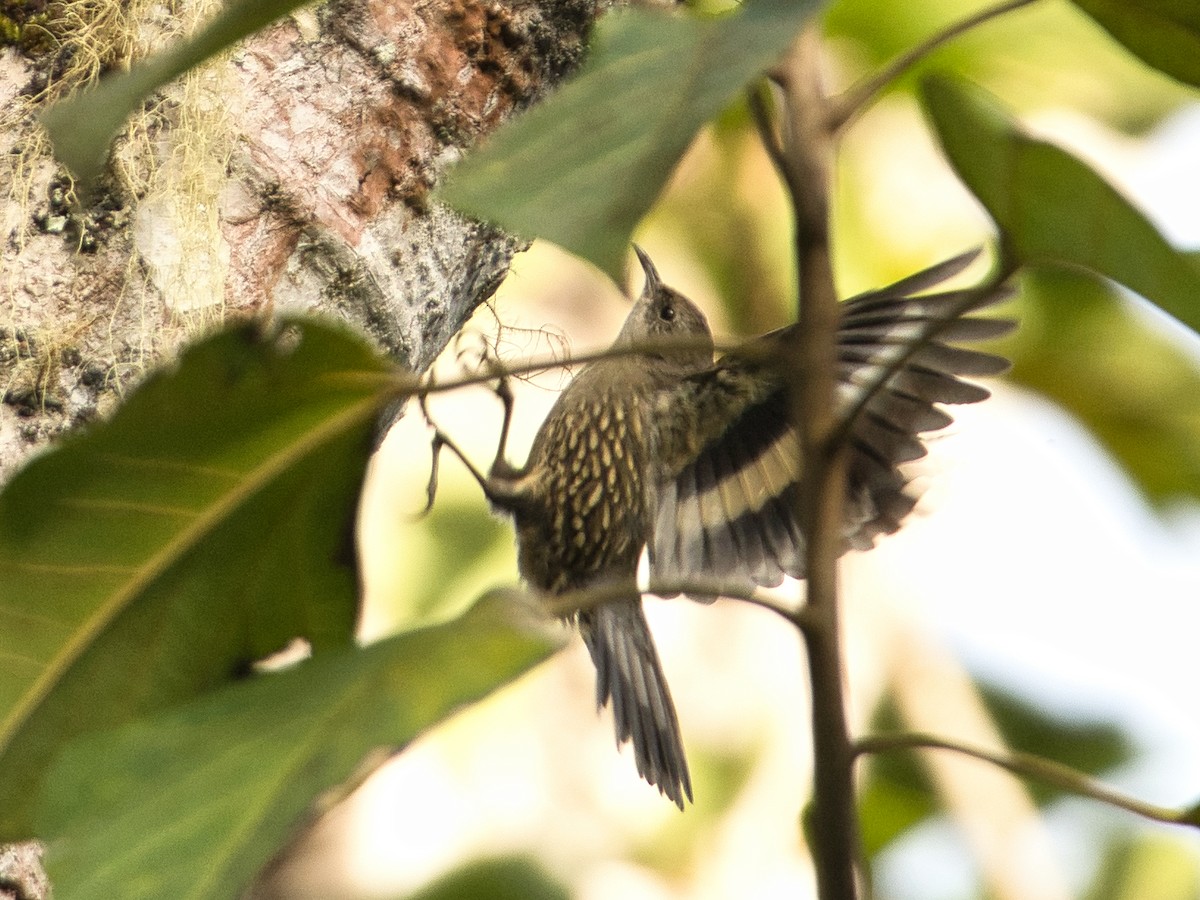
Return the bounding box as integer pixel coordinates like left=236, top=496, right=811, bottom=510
left=543, top=578, right=812, bottom=631
left=828, top=0, right=1041, bottom=132
left=854, top=732, right=1200, bottom=829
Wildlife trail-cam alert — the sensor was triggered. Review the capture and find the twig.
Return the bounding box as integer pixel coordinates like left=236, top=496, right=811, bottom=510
left=544, top=578, right=813, bottom=631
left=854, top=732, right=1200, bottom=830
left=747, top=84, right=788, bottom=177
left=402, top=332, right=726, bottom=402
left=772, top=26, right=862, bottom=900
left=827, top=0, right=1041, bottom=132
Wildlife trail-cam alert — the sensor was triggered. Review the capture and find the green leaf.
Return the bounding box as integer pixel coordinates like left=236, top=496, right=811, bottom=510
left=41, top=0, right=316, bottom=191
left=438, top=0, right=821, bottom=283
left=407, top=496, right=512, bottom=621
left=857, top=757, right=934, bottom=858
left=921, top=75, right=1200, bottom=336
left=408, top=855, right=570, bottom=900
left=38, top=592, right=562, bottom=900
left=1008, top=268, right=1200, bottom=505
left=0, top=317, right=402, bottom=837
left=1072, top=0, right=1200, bottom=87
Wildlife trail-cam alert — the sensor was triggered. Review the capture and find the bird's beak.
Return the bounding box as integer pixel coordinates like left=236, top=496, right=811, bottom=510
left=633, top=244, right=661, bottom=296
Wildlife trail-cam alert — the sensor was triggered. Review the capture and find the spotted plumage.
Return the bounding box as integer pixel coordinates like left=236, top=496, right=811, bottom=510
left=476, top=246, right=1013, bottom=808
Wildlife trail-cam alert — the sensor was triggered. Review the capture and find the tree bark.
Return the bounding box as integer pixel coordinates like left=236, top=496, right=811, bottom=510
left=0, top=0, right=595, bottom=475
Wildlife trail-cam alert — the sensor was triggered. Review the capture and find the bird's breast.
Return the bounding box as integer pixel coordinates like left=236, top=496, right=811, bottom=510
left=516, top=392, right=651, bottom=593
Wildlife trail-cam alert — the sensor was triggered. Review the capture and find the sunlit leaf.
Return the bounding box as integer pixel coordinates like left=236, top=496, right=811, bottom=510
left=1071, top=0, right=1200, bottom=87
left=921, top=75, right=1200, bottom=336
left=41, top=0, right=317, bottom=191
left=438, top=0, right=821, bottom=283
left=0, top=317, right=402, bottom=836
left=39, top=592, right=562, bottom=900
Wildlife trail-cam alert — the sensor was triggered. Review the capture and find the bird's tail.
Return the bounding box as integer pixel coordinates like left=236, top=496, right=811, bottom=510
left=578, top=601, right=692, bottom=808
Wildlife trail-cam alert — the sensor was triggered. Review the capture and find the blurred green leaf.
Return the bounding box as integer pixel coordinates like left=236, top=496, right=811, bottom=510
left=860, top=679, right=1133, bottom=856
left=408, top=854, right=569, bottom=900
left=1071, top=0, right=1200, bottom=87
left=858, top=696, right=934, bottom=856
left=1009, top=268, right=1200, bottom=504
left=409, top=497, right=511, bottom=621
left=625, top=743, right=757, bottom=876
left=1084, top=830, right=1200, bottom=900
left=921, top=75, right=1200, bottom=337
left=438, top=0, right=821, bottom=283
left=39, top=592, right=562, bottom=900
left=0, top=317, right=400, bottom=837
left=857, top=759, right=934, bottom=858
left=984, top=688, right=1133, bottom=805
left=41, top=0, right=316, bottom=191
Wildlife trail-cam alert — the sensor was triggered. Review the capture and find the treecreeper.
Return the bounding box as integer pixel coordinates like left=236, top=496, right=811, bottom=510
left=431, top=246, right=1014, bottom=808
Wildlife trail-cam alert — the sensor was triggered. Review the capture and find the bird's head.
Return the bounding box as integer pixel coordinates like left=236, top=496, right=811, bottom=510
left=615, top=245, right=714, bottom=374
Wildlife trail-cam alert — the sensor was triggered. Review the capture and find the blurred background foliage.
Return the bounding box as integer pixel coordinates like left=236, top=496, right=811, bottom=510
left=348, top=1, right=1200, bottom=898
left=860, top=681, right=1133, bottom=859
left=1012, top=268, right=1200, bottom=506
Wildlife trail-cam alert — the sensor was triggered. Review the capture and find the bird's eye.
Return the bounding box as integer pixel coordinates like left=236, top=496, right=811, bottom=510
left=659, top=303, right=675, bottom=322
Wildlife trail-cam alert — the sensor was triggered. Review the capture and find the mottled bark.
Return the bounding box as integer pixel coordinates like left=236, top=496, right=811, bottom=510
left=0, top=840, right=46, bottom=900
left=0, top=0, right=595, bottom=475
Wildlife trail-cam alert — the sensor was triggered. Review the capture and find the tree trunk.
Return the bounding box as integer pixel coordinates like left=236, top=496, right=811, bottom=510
left=0, top=0, right=594, bottom=474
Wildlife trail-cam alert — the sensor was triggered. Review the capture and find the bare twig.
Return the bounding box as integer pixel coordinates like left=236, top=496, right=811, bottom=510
left=827, top=0, right=1041, bottom=132
left=411, top=332, right=725, bottom=401
left=854, top=732, right=1200, bottom=830
left=747, top=85, right=788, bottom=177
left=886, top=628, right=1069, bottom=900
left=772, top=25, right=862, bottom=900
left=544, top=578, right=813, bottom=631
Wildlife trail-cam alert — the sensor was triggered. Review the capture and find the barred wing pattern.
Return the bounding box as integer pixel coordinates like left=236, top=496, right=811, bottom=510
left=650, top=251, right=1014, bottom=597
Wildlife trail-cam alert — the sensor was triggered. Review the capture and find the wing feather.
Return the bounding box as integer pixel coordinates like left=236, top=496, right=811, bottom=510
left=649, top=251, right=1014, bottom=596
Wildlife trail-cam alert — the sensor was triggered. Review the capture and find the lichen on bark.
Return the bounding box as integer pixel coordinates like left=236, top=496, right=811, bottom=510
left=0, top=0, right=596, bottom=475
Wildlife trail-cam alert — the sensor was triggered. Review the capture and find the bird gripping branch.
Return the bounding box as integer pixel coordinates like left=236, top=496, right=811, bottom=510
left=436, top=247, right=1013, bottom=808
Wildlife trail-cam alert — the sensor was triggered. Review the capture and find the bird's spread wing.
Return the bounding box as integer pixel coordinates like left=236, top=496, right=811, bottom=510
left=648, top=250, right=1014, bottom=599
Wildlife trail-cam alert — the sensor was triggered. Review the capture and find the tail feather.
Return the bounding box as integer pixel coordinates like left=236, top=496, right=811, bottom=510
left=579, top=601, right=692, bottom=808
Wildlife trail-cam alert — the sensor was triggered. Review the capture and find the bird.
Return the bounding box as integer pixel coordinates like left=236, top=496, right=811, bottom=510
left=428, top=246, right=1013, bottom=808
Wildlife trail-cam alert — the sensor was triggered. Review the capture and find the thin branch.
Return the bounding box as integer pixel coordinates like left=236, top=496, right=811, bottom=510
left=827, top=0, right=1041, bottom=132
left=408, top=332, right=727, bottom=401
left=406, top=330, right=782, bottom=514
left=747, top=84, right=788, bottom=177
left=854, top=732, right=1200, bottom=830
left=544, top=578, right=813, bottom=632
left=387, top=309, right=894, bottom=414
